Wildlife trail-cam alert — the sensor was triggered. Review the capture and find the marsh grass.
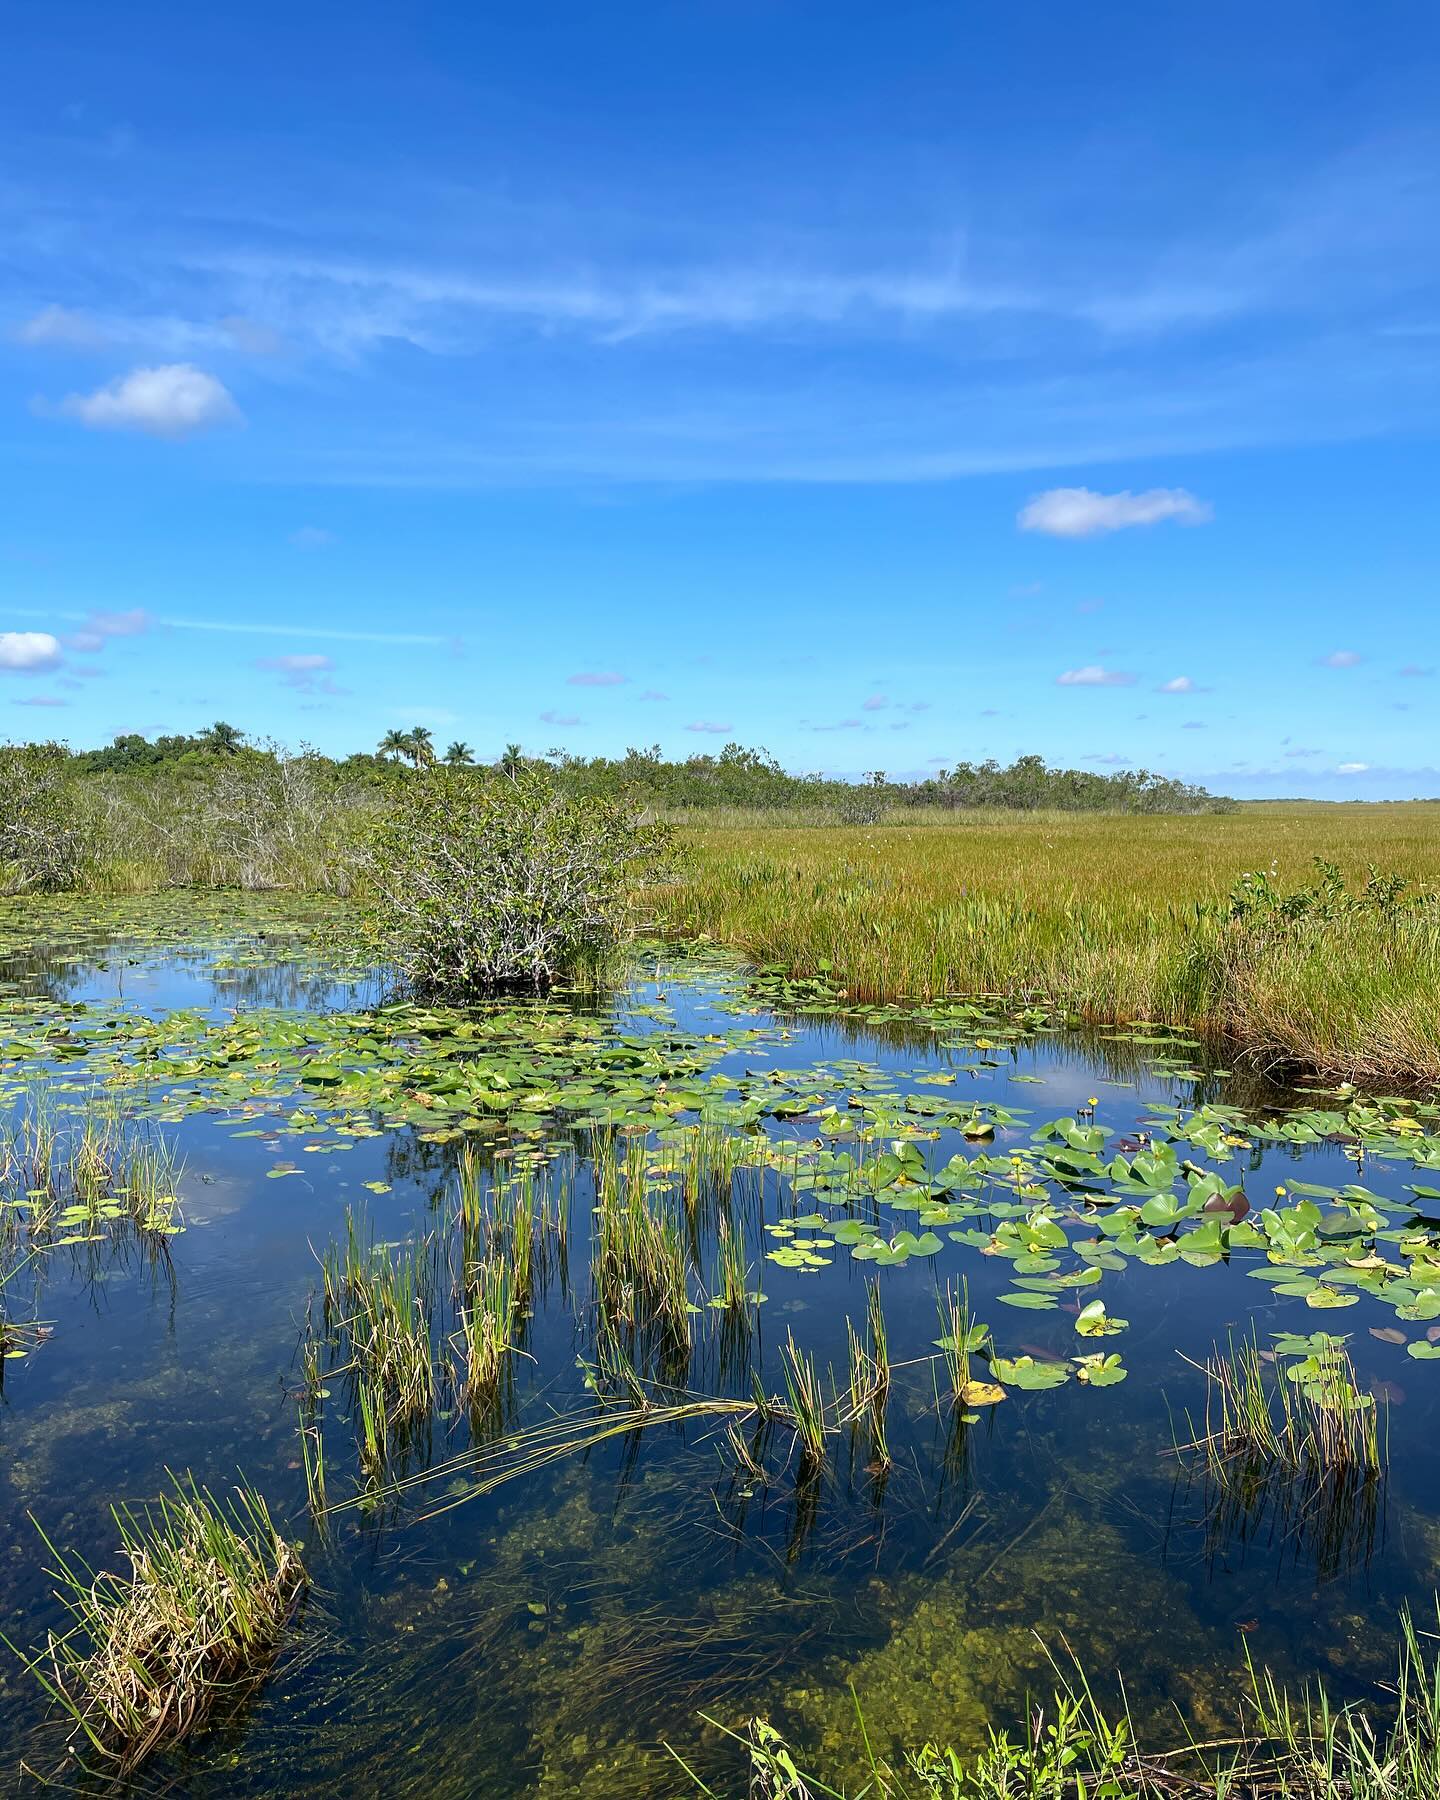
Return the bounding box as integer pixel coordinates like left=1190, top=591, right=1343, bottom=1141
left=668, top=809, right=1440, bottom=1081
left=13, top=1475, right=303, bottom=1778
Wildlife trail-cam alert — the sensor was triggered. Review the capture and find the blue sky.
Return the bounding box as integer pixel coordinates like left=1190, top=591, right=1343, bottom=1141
left=3, top=0, right=1438, bottom=797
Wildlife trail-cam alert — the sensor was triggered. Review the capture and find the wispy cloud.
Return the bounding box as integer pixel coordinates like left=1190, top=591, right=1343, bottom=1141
left=1056, top=665, right=1136, bottom=687
left=540, top=709, right=582, bottom=726
left=255, top=652, right=344, bottom=694
left=12, top=693, right=67, bottom=707
left=638, top=688, right=668, bottom=702
left=685, top=719, right=732, bottom=734
left=1336, top=760, right=1371, bottom=774
left=1156, top=675, right=1208, bottom=694
left=1319, top=649, right=1363, bottom=668
left=1018, top=486, right=1213, bottom=538
left=567, top=671, right=627, bottom=687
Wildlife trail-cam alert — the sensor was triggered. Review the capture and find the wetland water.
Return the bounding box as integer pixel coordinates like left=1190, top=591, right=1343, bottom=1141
left=3, top=897, right=1440, bottom=1794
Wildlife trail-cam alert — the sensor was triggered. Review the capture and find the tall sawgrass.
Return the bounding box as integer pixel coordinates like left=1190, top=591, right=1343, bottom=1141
left=666, top=812, right=1440, bottom=1080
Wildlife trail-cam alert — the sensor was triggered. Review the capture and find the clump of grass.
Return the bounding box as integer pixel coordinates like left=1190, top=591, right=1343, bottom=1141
left=779, top=1331, right=828, bottom=1474
left=1182, top=1334, right=1381, bottom=1481
left=934, top=1280, right=989, bottom=1406
left=712, top=1215, right=752, bottom=1313
left=591, top=1132, right=693, bottom=1338
left=1176, top=1334, right=1384, bottom=1579
left=321, top=1215, right=437, bottom=1458
left=18, top=1475, right=304, bottom=1777
left=843, top=1285, right=891, bottom=1471
left=455, top=1255, right=516, bottom=1406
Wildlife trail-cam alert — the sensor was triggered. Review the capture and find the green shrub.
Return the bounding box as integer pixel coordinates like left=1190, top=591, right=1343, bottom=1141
left=359, top=766, right=673, bottom=993
left=0, top=743, right=86, bottom=892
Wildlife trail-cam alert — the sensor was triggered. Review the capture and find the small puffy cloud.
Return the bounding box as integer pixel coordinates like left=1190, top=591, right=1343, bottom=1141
left=54, top=363, right=242, bottom=438
left=540, top=709, right=582, bottom=727
left=289, top=526, right=335, bottom=551
left=12, top=693, right=67, bottom=707
left=1181, top=720, right=1205, bottom=730
left=1056, top=665, right=1136, bottom=687
left=862, top=694, right=888, bottom=711
left=256, top=652, right=339, bottom=694
left=567, top=671, right=627, bottom=687
left=1018, top=486, right=1213, bottom=538
left=1336, top=761, right=1371, bottom=774
left=638, top=689, right=668, bottom=702
left=686, top=720, right=732, bottom=734
left=1319, top=650, right=1362, bottom=669
left=1157, top=676, right=1202, bottom=694
left=1399, top=663, right=1434, bottom=678
left=0, top=630, right=62, bottom=672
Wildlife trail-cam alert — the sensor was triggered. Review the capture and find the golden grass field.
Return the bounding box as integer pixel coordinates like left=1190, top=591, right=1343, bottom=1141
left=665, top=804, right=1440, bottom=1083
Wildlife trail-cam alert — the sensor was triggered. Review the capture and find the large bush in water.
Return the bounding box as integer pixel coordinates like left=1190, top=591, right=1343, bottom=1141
left=0, top=743, right=86, bottom=892
left=360, top=766, right=673, bottom=992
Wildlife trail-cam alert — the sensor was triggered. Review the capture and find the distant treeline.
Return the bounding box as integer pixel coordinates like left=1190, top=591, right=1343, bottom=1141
left=68, top=725, right=1232, bottom=815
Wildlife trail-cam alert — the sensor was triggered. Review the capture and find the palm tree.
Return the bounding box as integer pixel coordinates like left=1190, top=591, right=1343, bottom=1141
left=408, top=726, right=436, bottom=768
left=378, top=728, right=410, bottom=761
left=201, top=720, right=244, bottom=755
left=443, top=741, right=475, bottom=766
left=499, top=742, right=524, bottom=780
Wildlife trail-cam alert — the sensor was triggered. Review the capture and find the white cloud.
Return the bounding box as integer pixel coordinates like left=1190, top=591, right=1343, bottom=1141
left=289, top=526, right=335, bottom=551
left=1399, top=663, right=1434, bottom=678
left=0, top=631, right=63, bottom=672
left=567, top=671, right=627, bottom=687
left=1018, top=486, right=1213, bottom=538
left=1056, top=665, right=1136, bottom=687
left=540, top=709, right=583, bottom=727
left=1157, top=676, right=1198, bottom=694
left=638, top=689, right=668, bottom=702
left=686, top=720, right=733, bottom=734
left=862, top=694, right=889, bottom=711
left=1336, top=761, right=1370, bottom=774
left=54, top=364, right=242, bottom=438
left=1320, top=650, right=1363, bottom=668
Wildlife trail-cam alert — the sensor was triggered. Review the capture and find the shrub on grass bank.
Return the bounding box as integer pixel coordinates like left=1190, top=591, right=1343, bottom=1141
left=358, top=765, right=674, bottom=994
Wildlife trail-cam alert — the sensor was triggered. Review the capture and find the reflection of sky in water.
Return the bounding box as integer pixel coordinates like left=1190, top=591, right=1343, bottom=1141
left=0, top=919, right=1436, bottom=1796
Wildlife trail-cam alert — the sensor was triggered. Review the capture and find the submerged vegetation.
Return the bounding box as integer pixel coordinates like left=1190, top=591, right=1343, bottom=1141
left=685, top=1608, right=1440, bottom=1798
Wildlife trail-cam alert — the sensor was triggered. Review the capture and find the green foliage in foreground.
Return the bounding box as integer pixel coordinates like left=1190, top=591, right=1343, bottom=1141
left=679, top=1610, right=1440, bottom=1797
left=356, top=764, right=675, bottom=992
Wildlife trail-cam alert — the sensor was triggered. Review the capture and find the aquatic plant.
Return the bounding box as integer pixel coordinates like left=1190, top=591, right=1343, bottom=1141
left=1174, top=1333, right=1384, bottom=1579
left=676, top=1607, right=1440, bottom=1797
left=14, top=1476, right=303, bottom=1778
left=779, top=1331, right=828, bottom=1472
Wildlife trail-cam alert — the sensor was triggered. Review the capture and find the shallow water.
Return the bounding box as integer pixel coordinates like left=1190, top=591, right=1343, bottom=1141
left=2, top=897, right=1440, bottom=1795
